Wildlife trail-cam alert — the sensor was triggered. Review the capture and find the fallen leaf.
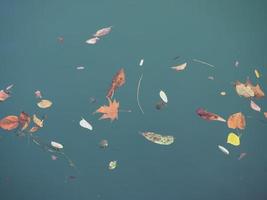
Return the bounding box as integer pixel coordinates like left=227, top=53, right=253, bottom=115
left=51, top=141, right=63, bottom=149
left=106, top=68, right=125, bottom=98
left=95, top=98, right=119, bottom=121
left=93, top=27, right=112, bottom=37
left=33, top=114, right=44, bottom=128
left=79, top=118, right=93, bottom=130
left=250, top=100, right=261, bottom=112
left=254, top=69, right=260, bottom=78
left=196, top=108, right=226, bottom=122
left=29, top=126, right=39, bottom=133
left=140, top=131, right=174, bottom=145
left=171, top=62, right=187, bottom=71
left=159, top=90, right=168, bottom=103
left=0, top=115, right=19, bottom=131
left=218, top=145, right=229, bottom=155
left=227, top=132, right=240, bottom=146
left=0, top=90, right=10, bottom=102
left=227, top=112, right=246, bottom=130
left=19, top=112, right=31, bottom=131
left=85, top=37, right=100, bottom=44
left=37, top=99, right=52, bottom=109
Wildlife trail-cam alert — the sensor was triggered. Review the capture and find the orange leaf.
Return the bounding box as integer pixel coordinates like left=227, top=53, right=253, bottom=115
left=227, top=112, right=246, bottom=130
left=0, top=90, right=9, bottom=102
left=0, top=115, right=19, bottom=131
left=96, top=98, right=119, bottom=121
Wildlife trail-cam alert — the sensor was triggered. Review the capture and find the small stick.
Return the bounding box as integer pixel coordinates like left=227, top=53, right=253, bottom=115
left=193, top=58, right=215, bottom=68
left=137, top=73, right=144, bottom=114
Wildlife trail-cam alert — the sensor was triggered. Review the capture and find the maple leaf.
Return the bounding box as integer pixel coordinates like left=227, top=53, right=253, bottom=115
left=96, top=98, right=119, bottom=121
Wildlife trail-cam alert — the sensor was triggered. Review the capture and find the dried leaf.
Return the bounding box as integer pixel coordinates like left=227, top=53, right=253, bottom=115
left=251, top=84, right=265, bottom=98
left=0, top=115, right=19, bottom=131
left=141, top=131, right=174, bottom=145
left=106, top=68, right=125, bottom=98
left=33, top=114, right=44, bottom=128
left=0, top=90, right=10, bottom=102
left=19, top=112, right=31, bottom=131
left=235, top=81, right=254, bottom=98
left=93, top=26, right=112, bottom=37
left=29, top=126, right=39, bottom=133
left=37, top=99, right=52, bottom=109
left=250, top=100, right=261, bottom=112
left=196, top=108, right=226, bottom=122
left=96, top=98, right=119, bottom=121
left=227, top=112, right=246, bottom=130
left=171, top=62, right=187, bottom=71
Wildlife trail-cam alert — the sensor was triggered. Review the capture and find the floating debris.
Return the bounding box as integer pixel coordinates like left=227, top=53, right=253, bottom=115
left=57, top=36, right=64, bottom=43
left=159, top=90, right=168, bottom=103
left=139, top=59, right=144, bottom=66
left=220, top=91, right=226, bottom=96
left=79, top=118, right=93, bottom=131
left=193, top=58, right=215, bottom=68
left=108, top=160, right=117, bottom=170
left=99, top=139, right=108, bottom=148
left=218, top=145, right=229, bottom=155
left=254, top=69, right=260, bottom=78
left=137, top=73, right=144, bottom=114
left=51, top=155, right=57, bottom=160
left=33, top=114, right=44, bottom=128
left=208, top=76, right=214, bottom=80
left=238, top=152, right=247, bottom=160
left=171, top=62, right=187, bottom=71
left=35, top=90, right=42, bottom=99
left=140, top=131, right=174, bottom=145
left=0, top=90, right=10, bottom=102
left=0, top=115, right=19, bottom=131
left=76, top=66, right=85, bottom=70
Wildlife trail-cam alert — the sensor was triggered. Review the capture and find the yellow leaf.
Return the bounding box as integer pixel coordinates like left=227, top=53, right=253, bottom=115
left=227, top=132, right=240, bottom=146
left=33, top=114, right=43, bottom=128
left=37, top=99, right=52, bottom=109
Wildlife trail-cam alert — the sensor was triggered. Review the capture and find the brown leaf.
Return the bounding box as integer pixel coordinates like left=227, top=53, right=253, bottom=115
left=19, top=112, right=31, bottom=131
left=227, top=112, right=246, bottom=130
left=106, top=68, right=125, bottom=98
left=96, top=98, right=119, bottom=121
left=0, top=115, right=19, bottom=131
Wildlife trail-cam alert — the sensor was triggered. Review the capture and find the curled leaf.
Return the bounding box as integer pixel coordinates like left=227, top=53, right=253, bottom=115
left=250, top=100, right=261, bottom=112
left=106, top=68, right=125, bottom=98
left=141, top=131, right=174, bottom=145
left=0, top=115, right=19, bottom=131
left=33, top=114, right=44, bottom=128
left=0, top=90, right=10, bottom=102
left=37, top=99, right=52, bottom=109
left=196, top=108, right=226, bottom=122
left=19, top=112, right=31, bottom=131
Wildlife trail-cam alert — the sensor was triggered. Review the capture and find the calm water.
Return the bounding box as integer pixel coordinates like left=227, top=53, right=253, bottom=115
left=1, top=0, right=267, bottom=199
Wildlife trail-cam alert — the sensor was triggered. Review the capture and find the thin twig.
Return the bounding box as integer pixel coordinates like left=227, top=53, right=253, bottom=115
left=193, top=58, right=215, bottom=68
left=137, top=73, right=144, bottom=114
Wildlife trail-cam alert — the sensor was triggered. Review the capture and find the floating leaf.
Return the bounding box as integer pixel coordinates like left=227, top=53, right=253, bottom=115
left=0, top=115, right=19, bottom=131
left=79, top=118, right=93, bottom=130
left=93, top=26, right=112, bottom=37
left=51, top=141, right=63, bottom=149
left=159, top=90, right=168, bottom=103
left=227, top=132, right=240, bottom=146
left=235, top=81, right=254, bottom=98
left=19, top=112, right=31, bottom=131
left=141, top=131, right=174, bottom=145
left=218, top=145, right=229, bottom=155
left=29, top=126, right=39, bottom=133
left=171, top=62, right=187, bottom=71
left=108, top=160, right=117, bottom=170
left=33, top=114, right=44, bottom=128
left=106, top=68, right=125, bottom=98
left=227, top=112, right=246, bottom=130
left=95, top=98, right=119, bottom=121
left=254, top=69, right=260, bottom=78
left=37, top=99, right=52, bottom=109
left=196, top=108, right=226, bottom=122
left=0, top=90, right=10, bottom=102
left=251, top=84, right=265, bottom=98
left=250, top=100, right=261, bottom=112
left=85, top=37, right=100, bottom=44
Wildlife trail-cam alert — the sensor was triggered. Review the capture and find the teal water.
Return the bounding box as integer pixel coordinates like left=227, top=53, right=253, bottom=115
left=1, top=0, right=267, bottom=199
